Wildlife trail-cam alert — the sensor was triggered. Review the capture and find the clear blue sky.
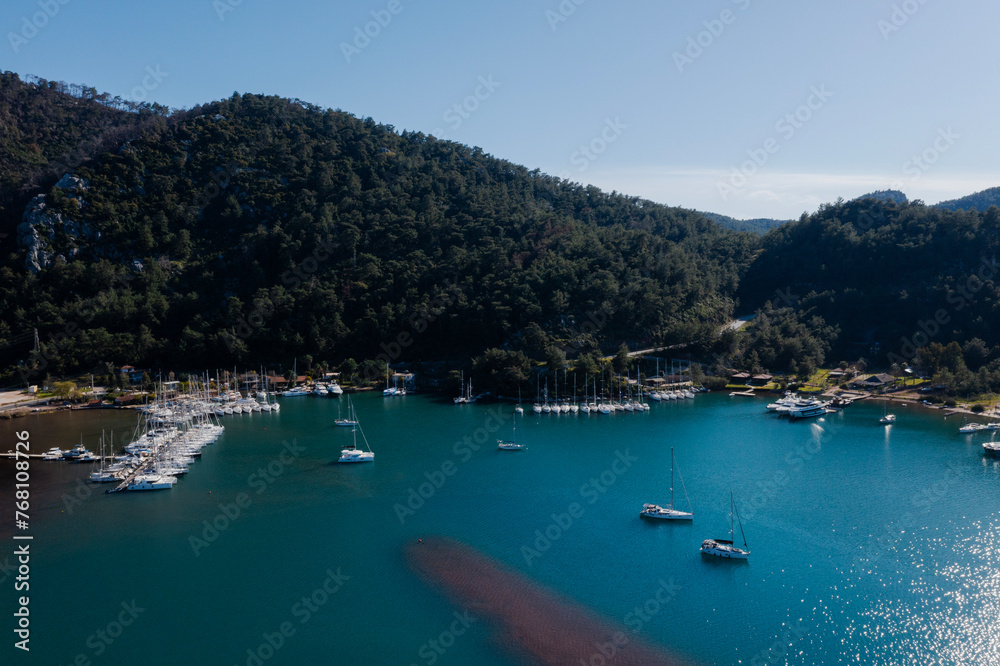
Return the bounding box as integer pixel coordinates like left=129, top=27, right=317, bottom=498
left=3, top=0, right=999, bottom=219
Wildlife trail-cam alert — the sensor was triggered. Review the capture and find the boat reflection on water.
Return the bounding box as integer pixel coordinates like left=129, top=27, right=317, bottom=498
left=406, top=537, right=691, bottom=666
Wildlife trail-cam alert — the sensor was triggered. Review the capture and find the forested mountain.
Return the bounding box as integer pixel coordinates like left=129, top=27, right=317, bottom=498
left=0, top=72, right=169, bottom=219
left=0, top=72, right=755, bottom=382
left=3, top=71, right=1000, bottom=395
left=697, top=211, right=787, bottom=234
left=735, top=198, right=1000, bottom=391
left=935, top=187, right=1000, bottom=212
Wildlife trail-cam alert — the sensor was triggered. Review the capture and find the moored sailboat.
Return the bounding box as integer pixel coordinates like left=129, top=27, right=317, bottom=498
left=700, top=491, right=750, bottom=559
left=338, top=406, right=374, bottom=463
left=498, top=412, right=527, bottom=451
left=641, top=447, right=693, bottom=520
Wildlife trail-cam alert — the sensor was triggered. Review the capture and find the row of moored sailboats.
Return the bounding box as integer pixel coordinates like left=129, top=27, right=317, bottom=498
left=523, top=374, right=697, bottom=416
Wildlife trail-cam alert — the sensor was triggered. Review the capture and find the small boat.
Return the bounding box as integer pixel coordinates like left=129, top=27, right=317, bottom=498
left=384, top=362, right=405, bottom=397
left=879, top=401, right=896, bottom=424
left=89, top=469, right=119, bottom=483
left=282, top=387, right=309, bottom=397
left=71, top=451, right=101, bottom=463
left=328, top=381, right=344, bottom=395
left=640, top=447, right=693, bottom=520
left=128, top=474, right=177, bottom=491
left=700, top=491, right=750, bottom=559
left=959, top=421, right=986, bottom=434
left=983, top=441, right=1000, bottom=455
left=42, top=447, right=65, bottom=460
left=514, top=387, right=524, bottom=415
left=454, top=372, right=475, bottom=404
left=338, top=407, right=374, bottom=463
left=334, top=398, right=359, bottom=427
left=787, top=402, right=829, bottom=420
left=498, top=412, right=526, bottom=451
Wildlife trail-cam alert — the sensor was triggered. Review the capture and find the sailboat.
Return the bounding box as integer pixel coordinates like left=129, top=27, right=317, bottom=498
left=454, top=372, right=475, bottom=404
left=337, top=406, right=374, bottom=463
left=335, top=397, right=359, bottom=427
left=497, top=411, right=526, bottom=450
left=383, top=361, right=399, bottom=397
left=89, top=432, right=119, bottom=483
left=879, top=400, right=896, bottom=424
left=640, top=447, right=693, bottom=520
left=515, top=387, right=524, bottom=415
left=700, top=491, right=750, bottom=559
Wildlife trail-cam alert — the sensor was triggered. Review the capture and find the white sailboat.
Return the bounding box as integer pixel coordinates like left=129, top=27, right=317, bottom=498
left=335, top=398, right=359, bottom=427
left=383, top=361, right=399, bottom=397
left=641, top=447, right=693, bottom=520
left=879, top=400, right=896, bottom=424
left=497, top=412, right=526, bottom=451
left=454, top=371, right=474, bottom=404
left=515, top=387, right=524, bottom=415
left=700, top=491, right=750, bottom=559
left=338, top=406, right=374, bottom=463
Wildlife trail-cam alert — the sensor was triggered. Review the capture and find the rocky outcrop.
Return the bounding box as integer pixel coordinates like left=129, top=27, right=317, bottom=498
left=17, top=174, right=98, bottom=273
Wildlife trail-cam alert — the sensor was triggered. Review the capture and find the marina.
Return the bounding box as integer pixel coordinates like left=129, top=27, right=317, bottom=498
left=3, top=391, right=1000, bottom=665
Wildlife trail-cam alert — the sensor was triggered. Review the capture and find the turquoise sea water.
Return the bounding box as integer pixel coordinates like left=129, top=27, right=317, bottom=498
left=2, top=394, right=999, bottom=665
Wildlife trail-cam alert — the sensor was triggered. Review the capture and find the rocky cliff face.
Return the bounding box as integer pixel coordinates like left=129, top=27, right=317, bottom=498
left=17, top=174, right=99, bottom=273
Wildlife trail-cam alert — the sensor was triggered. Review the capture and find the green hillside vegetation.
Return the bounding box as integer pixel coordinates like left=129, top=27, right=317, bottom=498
left=935, top=186, right=1000, bottom=212
left=4, top=71, right=1000, bottom=399
left=0, top=74, right=755, bottom=384
left=736, top=198, right=1000, bottom=394
left=697, top=211, right=787, bottom=234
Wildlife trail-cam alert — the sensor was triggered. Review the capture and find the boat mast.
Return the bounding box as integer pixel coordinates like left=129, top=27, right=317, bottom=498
left=670, top=447, right=675, bottom=510
left=734, top=492, right=748, bottom=550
